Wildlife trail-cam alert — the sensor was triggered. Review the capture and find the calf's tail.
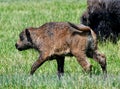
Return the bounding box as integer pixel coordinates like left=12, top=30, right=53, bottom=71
left=68, top=22, right=97, bottom=43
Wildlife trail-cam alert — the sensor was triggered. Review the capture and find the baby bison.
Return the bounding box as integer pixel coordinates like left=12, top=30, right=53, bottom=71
left=15, top=22, right=107, bottom=78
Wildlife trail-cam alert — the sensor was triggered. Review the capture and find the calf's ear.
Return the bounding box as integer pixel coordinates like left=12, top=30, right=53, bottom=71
left=25, top=29, right=32, bottom=43
left=25, top=29, right=30, bottom=37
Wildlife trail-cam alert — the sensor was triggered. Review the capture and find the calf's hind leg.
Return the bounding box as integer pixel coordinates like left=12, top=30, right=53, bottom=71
left=93, top=50, right=107, bottom=77
left=72, top=50, right=92, bottom=76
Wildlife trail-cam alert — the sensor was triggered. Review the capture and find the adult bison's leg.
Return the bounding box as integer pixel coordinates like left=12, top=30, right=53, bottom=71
left=56, top=56, right=65, bottom=79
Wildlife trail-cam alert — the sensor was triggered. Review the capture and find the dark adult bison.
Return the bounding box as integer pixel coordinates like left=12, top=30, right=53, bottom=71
left=81, top=0, right=120, bottom=43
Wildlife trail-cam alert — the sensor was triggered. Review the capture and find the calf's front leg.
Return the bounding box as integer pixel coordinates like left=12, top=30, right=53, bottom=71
left=56, top=56, right=65, bottom=79
left=30, top=54, right=46, bottom=75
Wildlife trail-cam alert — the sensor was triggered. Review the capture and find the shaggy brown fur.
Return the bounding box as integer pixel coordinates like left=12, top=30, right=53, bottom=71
left=15, top=22, right=107, bottom=78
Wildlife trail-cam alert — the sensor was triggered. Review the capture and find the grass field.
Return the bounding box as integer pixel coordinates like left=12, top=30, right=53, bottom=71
left=0, top=0, right=120, bottom=89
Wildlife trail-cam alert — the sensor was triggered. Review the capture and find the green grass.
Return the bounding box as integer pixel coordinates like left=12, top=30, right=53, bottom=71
left=0, top=0, right=120, bottom=89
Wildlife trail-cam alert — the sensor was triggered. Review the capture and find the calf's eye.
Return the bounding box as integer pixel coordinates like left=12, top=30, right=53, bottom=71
left=20, top=35, right=24, bottom=41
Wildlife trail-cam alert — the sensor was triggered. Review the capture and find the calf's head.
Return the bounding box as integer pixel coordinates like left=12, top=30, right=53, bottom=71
left=15, top=29, right=33, bottom=51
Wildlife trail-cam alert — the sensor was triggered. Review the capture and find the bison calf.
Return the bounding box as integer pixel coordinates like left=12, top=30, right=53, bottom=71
left=15, top=22, right=107, bottom=78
